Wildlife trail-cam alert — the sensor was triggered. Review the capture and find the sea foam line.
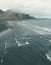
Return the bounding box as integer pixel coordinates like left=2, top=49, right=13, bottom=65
left=46, top=54, right=51, bottom=61
left=35, top=26, right=51, bottom=32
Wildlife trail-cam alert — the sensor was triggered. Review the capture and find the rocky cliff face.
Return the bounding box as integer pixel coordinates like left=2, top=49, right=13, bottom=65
left=0, top=9, right=35, bottom=20
left=3, top=10, right=17, bottom=20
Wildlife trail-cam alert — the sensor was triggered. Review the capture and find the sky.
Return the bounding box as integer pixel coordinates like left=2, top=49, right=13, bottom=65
left=0, top=0, right=51, bottom=18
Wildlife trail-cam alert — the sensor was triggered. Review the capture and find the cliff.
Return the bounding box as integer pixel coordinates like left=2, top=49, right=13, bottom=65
left=0, top=9, right=35, bottom=20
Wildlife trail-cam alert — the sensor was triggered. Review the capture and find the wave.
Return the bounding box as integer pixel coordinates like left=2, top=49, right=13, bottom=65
left=4, top=37, right=30, bottom=49
left=18, top=21, right=51, bottom=35
left=35, top=26, right=51, bottom=32
left=46, top=53, right=51, bottom=61
left=32, top=25, right=51, bottom=35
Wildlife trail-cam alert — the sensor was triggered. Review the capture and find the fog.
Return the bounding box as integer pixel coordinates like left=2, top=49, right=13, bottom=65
left=0, top=0, right=51, bottom=18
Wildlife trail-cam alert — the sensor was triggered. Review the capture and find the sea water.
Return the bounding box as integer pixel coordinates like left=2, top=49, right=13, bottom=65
left=0, top=19, right=51, bottom=65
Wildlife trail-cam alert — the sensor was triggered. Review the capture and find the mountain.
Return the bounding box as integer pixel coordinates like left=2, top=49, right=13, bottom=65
left=0, top=9, right=4, bottom=15
left=0, top=9, right=35, bottom=20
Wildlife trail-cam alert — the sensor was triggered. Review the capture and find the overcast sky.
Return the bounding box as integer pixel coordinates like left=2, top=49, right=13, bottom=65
left=0, top=0, right=51, bottom=18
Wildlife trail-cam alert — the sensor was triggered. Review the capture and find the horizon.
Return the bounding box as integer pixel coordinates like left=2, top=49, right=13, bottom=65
left=0, top=0, right=51, bottom=18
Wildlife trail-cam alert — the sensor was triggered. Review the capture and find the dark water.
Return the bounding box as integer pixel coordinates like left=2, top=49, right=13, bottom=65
left=0, top=21, right=8, bottom=32
left=0, top=20, right=51, bottom=65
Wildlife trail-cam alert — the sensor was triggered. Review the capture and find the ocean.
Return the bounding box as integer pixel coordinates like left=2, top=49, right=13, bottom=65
left=0, top=19, right=51, bottom=65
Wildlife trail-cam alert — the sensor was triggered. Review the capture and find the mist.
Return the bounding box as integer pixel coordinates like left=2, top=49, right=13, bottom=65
left=0, top=0, right=51, bottom=18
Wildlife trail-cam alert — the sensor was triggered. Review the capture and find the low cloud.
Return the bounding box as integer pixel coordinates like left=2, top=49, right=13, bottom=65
left=0, top=0, right=51, bottom=17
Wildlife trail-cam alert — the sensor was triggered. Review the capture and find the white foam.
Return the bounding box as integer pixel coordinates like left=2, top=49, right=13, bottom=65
left=15, top=38, right=18, bottom=43
left=35, top=26, right=51, bottom=32
left=1, top=59, right=3, bottom=63
left=17, top=41, right=30, bottom=47
left=18, top=43, right=23, bottom=47
left=16, top=40, right=18, bottom=43
left=26, top=41, right=30, bottom=45
left=46, top=54, right=51, bottom=61
left=34, top=30, right=46, bottom=35
left=22, top=24, right=51, bottom=35
left=15, top=21, right=51, bottom=35
left=30, top=25, right=51, bottom=35
left=4, top=43, right=7, bottom=49
left=18, top=22, right=27, bottom=26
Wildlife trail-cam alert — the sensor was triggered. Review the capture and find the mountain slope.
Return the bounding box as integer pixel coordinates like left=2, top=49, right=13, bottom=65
left=0, top=9, right=35, bottom=20
left=0, top=9, right=4, bottom=15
